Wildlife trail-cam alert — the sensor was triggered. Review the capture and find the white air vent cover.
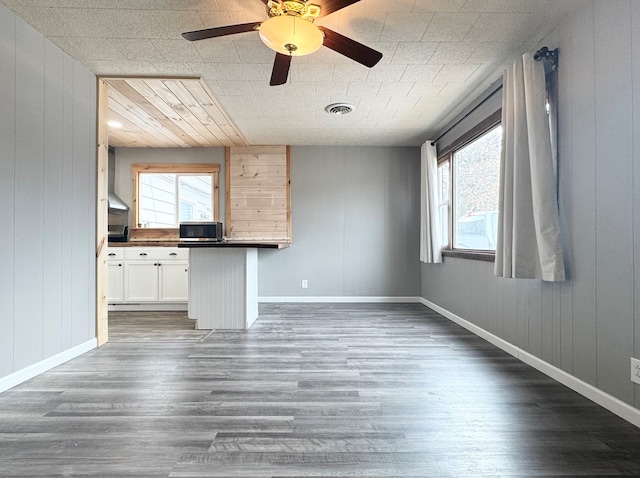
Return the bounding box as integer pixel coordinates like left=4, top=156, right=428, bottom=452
left=324, top=103, right=354, bottom=115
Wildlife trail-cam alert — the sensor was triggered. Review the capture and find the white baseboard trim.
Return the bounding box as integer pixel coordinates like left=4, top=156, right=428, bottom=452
left=259, top=296, right=423, bottom=303
left=420, top=298, right=640, bottom=429
left=0, top=339, right=97, bottom=394
left=108, top=303, right=188, bottom=312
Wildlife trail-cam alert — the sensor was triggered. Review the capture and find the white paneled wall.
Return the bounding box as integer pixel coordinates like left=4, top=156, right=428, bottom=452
left=0, top=4, right=96, bottom=383
left=422, top=0, right=640, bottom=410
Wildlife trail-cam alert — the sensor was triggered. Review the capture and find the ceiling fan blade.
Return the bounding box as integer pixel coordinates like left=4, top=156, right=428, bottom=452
left=270, top=53, right=292, bottom=86
left=182, top=22, right=261, bottom=41
left=318, top=0, right=361, bottom=17
left=318, top=27, right=383, bottom=68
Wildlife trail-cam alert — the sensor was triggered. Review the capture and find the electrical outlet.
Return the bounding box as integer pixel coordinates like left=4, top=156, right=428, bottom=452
left=301, top=279, right=308, bottom=289
left=631, top=358, right=640, bottom=385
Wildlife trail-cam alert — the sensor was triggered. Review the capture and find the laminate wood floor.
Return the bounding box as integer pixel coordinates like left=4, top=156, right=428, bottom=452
left=2, top=303, right=640, bottom=477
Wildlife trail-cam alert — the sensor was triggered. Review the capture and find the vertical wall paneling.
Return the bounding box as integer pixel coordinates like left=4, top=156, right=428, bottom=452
left=555, top=7, right=575, bottom=373
left=0, top=3, right=97, bottom=387
left=258, top=146, right=421, bottom=298
left=13, top=17, right=45, bottom=371
left=42, top=41, right=65, bottom=358
left=71, top=63, right=94, bottom=345
left=568, top=2, right=597, bottom=382
left=632, top=0, right=640, bottom=408
left=60, top=54, right=74, bottom=351
left=541, top=283, right=554, bottom=365
left=593, top=0, right=634, bottom=402
left=188, top=248, right=257, bottom=330
left=421, top=0, right=640, bottom=412
left=501, top=275, right=518, bottom=346
left=527, top=281, right=544, bottom=359
left=0, top=5, right=16, bottom=378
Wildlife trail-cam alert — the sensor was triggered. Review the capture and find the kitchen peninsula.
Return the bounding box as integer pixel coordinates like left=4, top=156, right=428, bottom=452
left=179, top=241, right=287, bottom=330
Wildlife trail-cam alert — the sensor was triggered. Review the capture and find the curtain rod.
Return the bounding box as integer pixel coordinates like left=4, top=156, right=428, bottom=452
left=430, top=46, right=558, bottom=146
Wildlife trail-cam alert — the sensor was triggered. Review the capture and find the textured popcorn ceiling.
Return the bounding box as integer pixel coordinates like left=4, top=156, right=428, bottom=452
left=1, top=0, right=586, bottom=146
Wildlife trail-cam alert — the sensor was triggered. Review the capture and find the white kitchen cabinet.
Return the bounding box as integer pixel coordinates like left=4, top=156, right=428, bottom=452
left=158, top=262, right=189, bottom=301
left=109, top=247, right=189, bottom=305
left=124, top=261, right=159, bottom=302
left=108, top=262, right=125, bottom=302
left=107, top=250, right=124, bottom=303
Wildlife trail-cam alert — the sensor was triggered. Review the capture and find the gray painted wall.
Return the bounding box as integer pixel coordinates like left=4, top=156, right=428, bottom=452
left=259, top=146, right=421, bottom=298
left=114, top=146, right=421, bottom=299
left=0, top=4, right=96, bottom=379
left=113, top=148, right=227, bottom=229
left=421, top=0, right=640, bottom=410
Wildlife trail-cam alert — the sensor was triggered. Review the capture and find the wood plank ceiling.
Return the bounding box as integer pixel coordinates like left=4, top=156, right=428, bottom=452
left=104, top=77, right=247, bottom=148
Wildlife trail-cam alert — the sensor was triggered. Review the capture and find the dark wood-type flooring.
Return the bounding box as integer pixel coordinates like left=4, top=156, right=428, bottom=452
left=2, top=304, right=640, bottom=477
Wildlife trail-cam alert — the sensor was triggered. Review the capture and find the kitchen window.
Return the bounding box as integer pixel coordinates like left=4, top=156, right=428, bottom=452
left=131, top=164, right=219, bottom=229
left=437, top=112, right=501, bottom=255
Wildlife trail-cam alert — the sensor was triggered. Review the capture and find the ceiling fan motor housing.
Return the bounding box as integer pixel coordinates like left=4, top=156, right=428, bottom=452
left=267, top=0, right=321, bottom=21
left=261, top=1, right=324, bottom=56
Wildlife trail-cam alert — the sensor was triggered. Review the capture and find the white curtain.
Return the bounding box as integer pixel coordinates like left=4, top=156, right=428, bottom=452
left=495, top=52, right=565, bottom=281
left=420, top=141, right=442, bottom=264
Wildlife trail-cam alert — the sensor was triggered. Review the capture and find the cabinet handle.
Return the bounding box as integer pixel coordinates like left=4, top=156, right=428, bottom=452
left=154, top=262, right=159, bottom=266
left=169, top=252, right=177, bottom=256
left=108, top=253, right=116, bottom=257
left=118, top=263, right=122, bottom=267
left=139, top=253, right=147, bottom=256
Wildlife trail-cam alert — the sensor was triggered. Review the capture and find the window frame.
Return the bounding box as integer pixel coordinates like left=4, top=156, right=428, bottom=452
left=437, top=110, right=502, bottom=261
left=131, top=163, right=220, bottom=230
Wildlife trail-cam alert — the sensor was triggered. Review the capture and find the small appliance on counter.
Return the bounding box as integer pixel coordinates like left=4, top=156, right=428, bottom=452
left=179, top=222, right=223, bottom=241
left=108, top=224, right=129, bottom=243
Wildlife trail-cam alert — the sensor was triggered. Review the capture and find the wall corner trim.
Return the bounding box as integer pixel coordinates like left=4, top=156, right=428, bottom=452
left=0, top=339, right=98, bottom=394
left=419, top=298, right=640, bottom=429
left=259, top=296, right=424, bottom=303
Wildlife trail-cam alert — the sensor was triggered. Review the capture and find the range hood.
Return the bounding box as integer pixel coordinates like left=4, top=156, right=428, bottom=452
left=108, top=147, right=129, bottom=241
left=108, top=193, right=129, bottom=212
left=107, top=147, right=129, bottom=212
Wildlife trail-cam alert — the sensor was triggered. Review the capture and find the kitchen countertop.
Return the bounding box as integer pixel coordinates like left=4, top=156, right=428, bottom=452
left=108, top=241, right=289, bottom=249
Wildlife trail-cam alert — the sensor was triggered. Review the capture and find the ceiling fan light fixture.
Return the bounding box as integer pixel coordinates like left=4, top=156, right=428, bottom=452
left=259, top=14, right=324, bottom=56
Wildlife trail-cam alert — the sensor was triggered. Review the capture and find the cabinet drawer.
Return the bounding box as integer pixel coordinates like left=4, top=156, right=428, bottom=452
left=107, top=249, right=124, bottom=260
left=123, top=247, right=188, bottom=261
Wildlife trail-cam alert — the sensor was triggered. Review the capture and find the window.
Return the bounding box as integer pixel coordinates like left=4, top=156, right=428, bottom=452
left=437, top=114, right=501, bottom=253
left=132, top=164, right=219, bottom=229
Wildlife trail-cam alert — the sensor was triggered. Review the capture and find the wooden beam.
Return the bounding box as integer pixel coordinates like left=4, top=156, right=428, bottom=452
left=96, top=79, right=109, bottom=346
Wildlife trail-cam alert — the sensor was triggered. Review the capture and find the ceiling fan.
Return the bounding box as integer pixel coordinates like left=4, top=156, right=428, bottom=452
left=182, top=0, right=383, bottom=86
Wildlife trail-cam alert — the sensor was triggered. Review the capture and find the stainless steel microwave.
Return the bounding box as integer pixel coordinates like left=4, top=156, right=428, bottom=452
left=179, top=222, right=223, bottom=241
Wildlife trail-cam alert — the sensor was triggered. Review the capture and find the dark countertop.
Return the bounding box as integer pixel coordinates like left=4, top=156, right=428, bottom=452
left=178, top=241, right=288, bottom=249
left=108, top=241, right=180, bottom=247
left=109, top=241, right=289, bottom=249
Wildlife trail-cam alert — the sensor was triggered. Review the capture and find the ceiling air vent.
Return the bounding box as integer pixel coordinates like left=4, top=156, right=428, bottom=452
left=325, top=103, right=354, bottom=115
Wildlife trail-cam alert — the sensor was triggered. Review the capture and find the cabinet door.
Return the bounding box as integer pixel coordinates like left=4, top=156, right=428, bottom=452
left=158, top=261, right=189, bottom=302
left=107, top=261, right=124, bottom=302
left=124, top=261, right=159, bottom=302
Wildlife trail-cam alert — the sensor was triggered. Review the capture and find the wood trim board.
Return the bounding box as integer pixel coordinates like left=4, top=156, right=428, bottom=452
left=96, top=79, right=109, bottom=346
